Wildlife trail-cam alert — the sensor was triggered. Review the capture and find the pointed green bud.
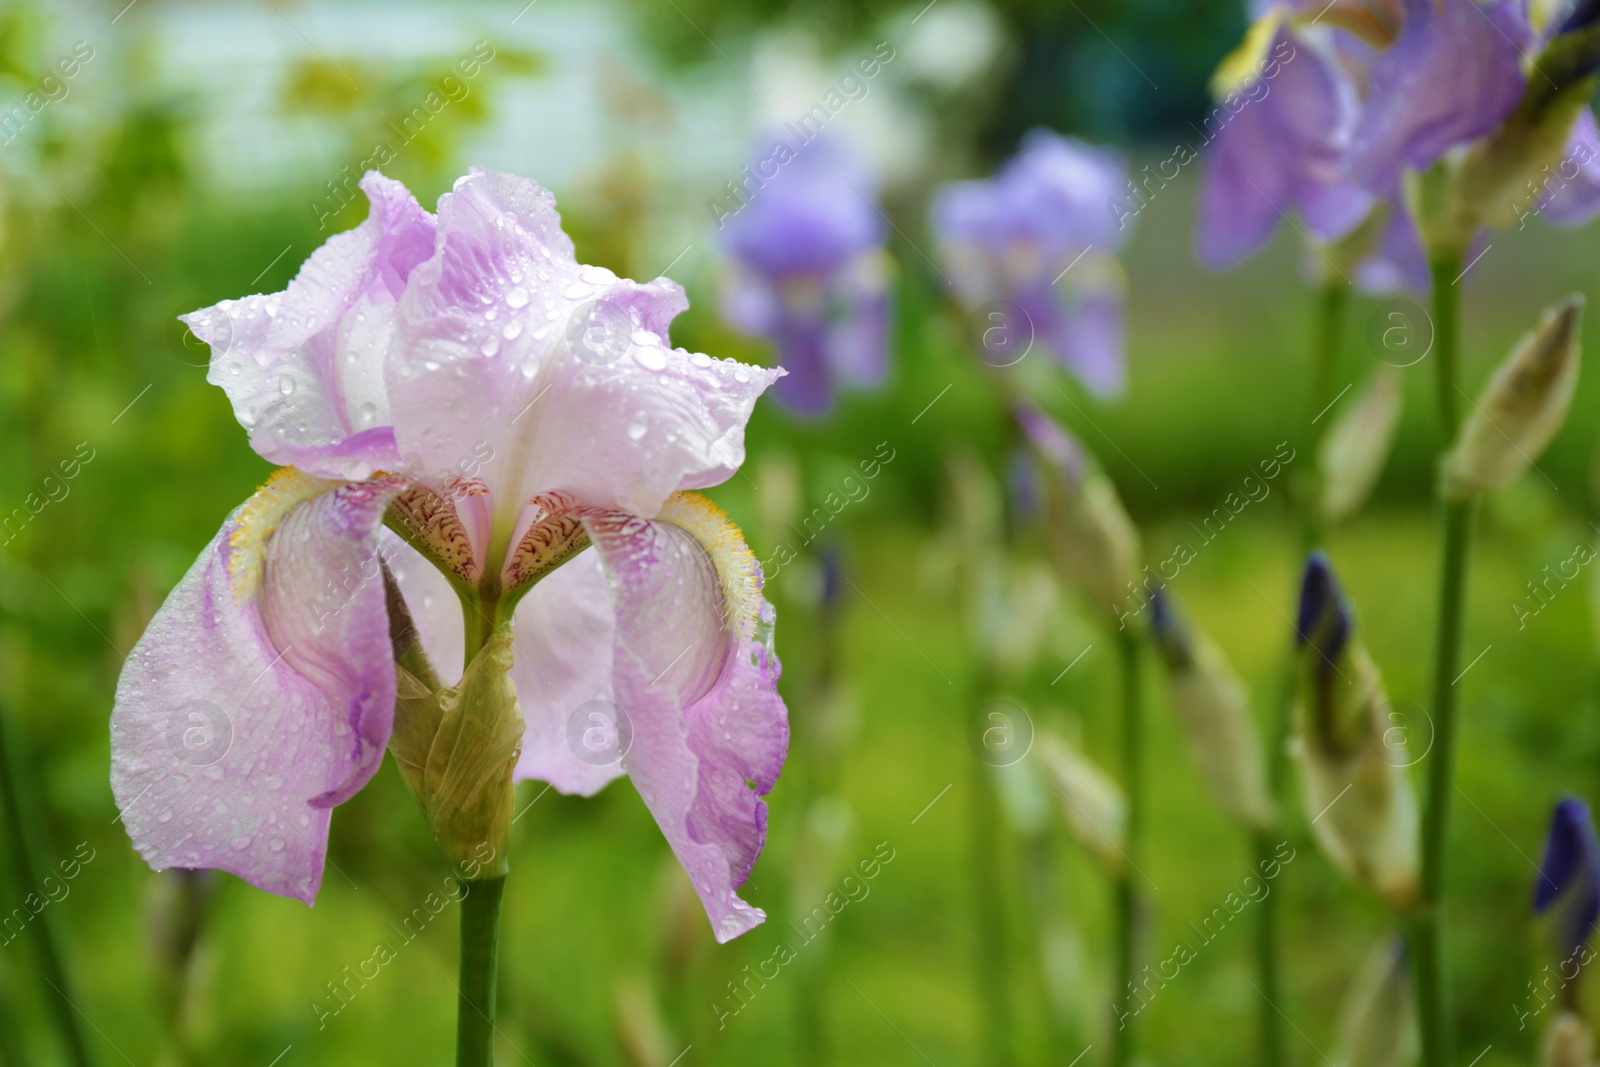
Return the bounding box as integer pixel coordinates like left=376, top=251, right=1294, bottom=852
left=1462, top=9, right=1600, bottom=230
left=1318, top=368, right=1403, bottom=525
left=1015, top=404, right=1143, bottom=624
left=1037, top=730, right=1126, bottom=873
left=1294, top=554, right=1419, bottom=907
left=1442, top=296, right=1583, bottom=500
left=1149, top=590, right=1274, bottom=830
left=1333, top=939, right=1418, bottom=1067
left=1542, top=1011, right=1596, bottom=1067
left=384, top=567, right=523, bottom=878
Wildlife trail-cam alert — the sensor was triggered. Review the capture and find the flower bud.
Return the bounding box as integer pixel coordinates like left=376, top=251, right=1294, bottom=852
left=1318, top=368, right=1402, bottom=525
left=1333, top=938, right=1417, bottom=1067
left=1015, top=404, right=1142, bottom=623
left=1543, top=1012, right=1596, bottom=1067
left=1441, top=296, right=1583, bottom=500
left=1037, top=730, right=1126, bottom=872
left=384, top=565, right=522, bottom=879
left=1533, top=796, right=1600, bottom=959
left=1148, top=590, right=1274, bottom=830
left=1462, top=11, right=1600, bottom=228
left=1295, top=553, right=1419, bottom=907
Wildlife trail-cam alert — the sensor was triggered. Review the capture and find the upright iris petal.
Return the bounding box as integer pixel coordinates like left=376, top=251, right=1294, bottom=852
left=114, top=167, right=790, bottom=941
left=717, top=135, right=890, bottom=417
left=932, top=130, right=1131, bottom=394
left=1533, top=796, right=1600, bottom=957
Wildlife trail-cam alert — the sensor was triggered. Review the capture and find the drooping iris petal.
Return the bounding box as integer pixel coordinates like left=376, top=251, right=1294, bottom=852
left=110, top=470, right=399, bottom=903
left=933, top=129, right=1132, bottom=393
left=1197, top=25, right=1373, bottom=267
left=389, top=167, right=782, bottom=519
left=579, top=493, right=787, bottom=942
left=1534, top=796, right=1600, bottom=955
left=1540, top=107, right=1600, bottom=226
left=185, top=174, right=436, bottom=481
left=1354, top=203, right=1434, bottom=292
left=718, top=136, right=890, bottom=418
left=1347, top=0, right=1529, bottom=196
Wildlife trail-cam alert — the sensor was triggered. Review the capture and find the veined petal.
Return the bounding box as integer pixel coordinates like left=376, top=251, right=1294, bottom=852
left=188, top=173, right=436, bottom=480
left=1198, top=27, right=1372, bottom=267
left=508, top=548, right=621, bottom=796
left=1347, top=0, right=1529, bottom=195
left=110, top=470, right=399, bottom=903
left=388, top=167, right=782, bottom=522
left=580, top=493, right=787, bottom=942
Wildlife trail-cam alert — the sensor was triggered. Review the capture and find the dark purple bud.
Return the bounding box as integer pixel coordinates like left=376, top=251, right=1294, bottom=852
left=1559, top=0, right=1600, bottom=37
left=817, top=541, right=844, bottom=616
left=1006, top=448, right=1039, bottom=529
left=1148, top=588, right=1194, bottom=671
left=1297, top=551, right=1351, bottom=664
left=1534, top=796, right=1600, bottom=956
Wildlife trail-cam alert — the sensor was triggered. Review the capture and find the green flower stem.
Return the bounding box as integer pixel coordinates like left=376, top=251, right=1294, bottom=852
left=456, top=875, right=507, bottom=1067
left=1412, top=250, right=1472, bottom=1067
left=1249, top=277, right=1350, bottom=1067
left=969, top=666, right=1012, bottom=1067
left=0, top=699, right=95, bottom=1067
left=1112, top=629, right=1144, bottom=1067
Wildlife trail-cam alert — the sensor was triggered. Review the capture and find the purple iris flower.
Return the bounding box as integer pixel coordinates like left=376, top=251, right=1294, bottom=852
left=1199, top=0, right=1600, bottom=288
left=718, top=135, right=889, bottom=418
left=1534, top=796, right=1600, bottom=956
left=932, top=129, right=1131, bottom=395
left=111, top=168, right=789, bottom=941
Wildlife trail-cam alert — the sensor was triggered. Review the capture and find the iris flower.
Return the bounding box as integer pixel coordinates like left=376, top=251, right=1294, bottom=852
left=718, top=135, right=890, bottom=418
left=1198, top=0, right=1600, bottom=288
left=110, top=168, right=789, bottom=942
left=932, top=130, right=1131, bottom=395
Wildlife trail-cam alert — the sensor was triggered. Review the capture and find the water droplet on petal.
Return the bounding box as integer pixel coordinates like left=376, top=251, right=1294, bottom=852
left=627, top=412, right=649, bottom=440
left=269, top=838, right=286, bottom=852
left=230, top=835, right=253, bottom=851
left=504, top=320, right=524, bottom=340
left=506, top=286, right=530, bottom=308
left=636, top=347, right=667, bottom=372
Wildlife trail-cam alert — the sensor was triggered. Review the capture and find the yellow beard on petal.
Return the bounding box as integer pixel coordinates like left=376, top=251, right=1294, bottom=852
left=1210, top=10, right=1283, bottom=99
left=657, top=491, right=762, bottom=643
left=226, top=466, right=339, bottom=602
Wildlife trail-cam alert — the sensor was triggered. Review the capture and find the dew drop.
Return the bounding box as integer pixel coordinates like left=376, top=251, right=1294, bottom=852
left=481, top=338, right=500, bottom=357
left=506, top=286, right=530, bottom=309
left=359, top=401, right=378, bottom=426
left=269, top=838, right=286, bottom=853
left=230, top=835, right=253, bottom=851
left=156, top=808, right=174, bottom=824
left=627, top=412, right=649, bottom=440
left=636, top=347, right=668, bottom=372
left=503, top=320, right=524, bottom=340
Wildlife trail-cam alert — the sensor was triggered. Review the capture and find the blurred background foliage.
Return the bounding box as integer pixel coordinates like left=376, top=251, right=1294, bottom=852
left=0, top=1, right=1597, bottom=1065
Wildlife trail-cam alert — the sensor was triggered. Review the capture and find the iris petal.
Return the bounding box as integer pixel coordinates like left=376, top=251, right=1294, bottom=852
left=110, top=471, right=399, bottom=904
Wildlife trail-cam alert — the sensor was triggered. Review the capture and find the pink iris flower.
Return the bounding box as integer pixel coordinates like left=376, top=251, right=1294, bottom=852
left=110, top=167, right=789, bottom=942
